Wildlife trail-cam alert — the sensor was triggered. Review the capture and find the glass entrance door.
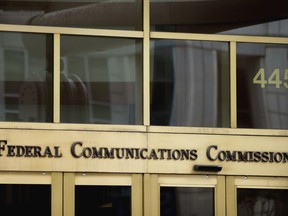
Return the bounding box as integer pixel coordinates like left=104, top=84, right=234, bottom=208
left=0, top=172, right=62, bottom=216
left=9, top=173, right=282, bottom=216
left=145, top=174, right=225, bottom=216
left=227, top=176, right=288, bottom=216
left=64, top=173, right=142, bottom=216
left=145, top=174, right=288, bottom=216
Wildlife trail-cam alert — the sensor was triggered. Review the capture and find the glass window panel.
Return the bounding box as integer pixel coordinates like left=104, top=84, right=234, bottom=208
left=75, top=185, right=131, bottom=216
left=221, top=19, right=288, bottom=37
left=150, top=0, right=288, bottom=37
left=237, top=43, right=288, bottom=129
left=0, top=184, right=51, bottom=216
left=0, top=0, right=142, bottom=31
left=160, top=187, right=214, bottom=216
left=0, top=32, right=53, bottom=122
left=60, top=35, right=142, bottom=124
left=150, top=40, right=229, bottom=127
left=237, top=188, right=288, bottom=216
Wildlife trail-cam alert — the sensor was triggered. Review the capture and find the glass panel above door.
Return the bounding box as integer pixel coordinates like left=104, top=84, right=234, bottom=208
left=0, top=0, right=143, bottom=31
left=150, top=0, right=288, bottom=37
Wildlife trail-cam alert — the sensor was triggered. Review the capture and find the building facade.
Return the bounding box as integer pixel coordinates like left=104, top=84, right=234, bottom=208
left=0, top=0, right=287, bottom=215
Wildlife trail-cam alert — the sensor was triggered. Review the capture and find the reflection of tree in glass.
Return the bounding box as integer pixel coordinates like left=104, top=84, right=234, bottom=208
left=237, top=189, right=288, bottom=216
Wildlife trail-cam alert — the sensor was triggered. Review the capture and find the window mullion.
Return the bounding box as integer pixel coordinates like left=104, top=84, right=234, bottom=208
left=230, top=41, right=237, bottom=128
left=143, top=0, right=150, bottom=126
left=53, top=33, right=61, bottom=123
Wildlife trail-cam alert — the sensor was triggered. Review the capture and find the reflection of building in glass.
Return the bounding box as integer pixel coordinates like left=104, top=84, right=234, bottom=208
left=150, top=0, right=288, bottom=36
left=221, top=19, right=288, bottom=37
left=161, top=187, right=214, bottom=216
left=237, top=43, right=288, bottom=129
left=0, top=1, right=287, bottom=216
left=151, top=40, right=229, bottom=127
left=0, top=32, right=142, bottom=125
left=0, top=32, right=53, bottom=122
left=60, top=36, right=141, bottom=124
left=237, top=189, right=288, bottom=216
left=0, top=1, right=142, bottom=30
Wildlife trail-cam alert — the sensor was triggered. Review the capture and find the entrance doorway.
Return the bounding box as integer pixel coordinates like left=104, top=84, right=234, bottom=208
left=145, top=174, right=225, bottom=216
left=0, top=172, right=62, bottom=216
left=0, top=172, right=287, bottom=216
left=145, top=174, right=288, bottom=216
left=227, top=176, right=288, bottom=216
left=63, top=173, right=142, bottom=216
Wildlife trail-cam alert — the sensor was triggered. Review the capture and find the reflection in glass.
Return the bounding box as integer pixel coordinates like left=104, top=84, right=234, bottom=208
left=151, top=40, right=229, bottom=127
left=0, top=184, right=51, bottom=216
left=161, top=187, right=214, bottom=216
left=0, top=32, right=53, bottom=122
left=237, top=188, right=288, bottom=216
left=237, top=43, right=288, bottom=129
left=0, top=0, right=142, bottom=30
left=75, top=186, right=131, bottom=216
left=150, top=0, right=288, bottom=37
left=60, top=35, right=142, bottom=124
left=221, top=19, right=288, bottom=37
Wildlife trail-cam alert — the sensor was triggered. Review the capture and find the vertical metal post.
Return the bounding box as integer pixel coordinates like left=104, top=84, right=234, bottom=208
left=226, top=176, right=237, bottom=216
left=132, top=174, right=143, bottom=216
left=52, top=173, right=63, bottom=216
left=216, top=176, right=226, bottom=216
left=64, top=173, right=75, bottom=216
left=143, top=0, right=150, bottom=126
left=53, top=33, right=60, bottom=123
left=230, top=41, right=237, bottom=128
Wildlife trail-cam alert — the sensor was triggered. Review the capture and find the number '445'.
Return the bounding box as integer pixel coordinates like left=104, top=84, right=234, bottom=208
left=253, top=68, right=288, bottom=88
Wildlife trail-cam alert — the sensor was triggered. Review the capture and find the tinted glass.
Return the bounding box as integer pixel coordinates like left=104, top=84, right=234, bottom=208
left=237, top=43, right=288, bottom=129
left=237, top=188, right=288, bottom=216
left=150, top=0, right=288, bottom=37
left=60, top=35, right=142, bottom=124
left=151, top=40, right=229, bottom=127
left=0, top=0, right=142, bottom=30
left=161, top=187, right=214, bottom=216
left=0, top=32, right=53, bottom=122
left=75, top=185, right=131, bottom=216
left=0, top=184, right=51, bottom=216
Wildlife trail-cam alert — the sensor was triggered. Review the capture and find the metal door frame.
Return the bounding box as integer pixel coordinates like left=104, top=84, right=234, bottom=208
left=144, top=174, right=226, bottom=216
left=227, top=176, right=288, bottom=216
left=63, top=173, right=143, bottom=216
left=0, top=171, right=62, bottom=216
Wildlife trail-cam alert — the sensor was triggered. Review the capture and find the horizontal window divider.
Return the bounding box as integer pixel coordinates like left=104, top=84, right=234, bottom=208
left=0, top=24, right=144, bottom=38
left=0, top=122, right=147, bottom=133
left=150, top=32, right=288, bottom=44
left=0, top=122, right=288, bottom=137
left=147, top=126, right=288, bottom=137
left=0, top=172, right=51, bottom=184
left=2, top=24, right=288, bottom=43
